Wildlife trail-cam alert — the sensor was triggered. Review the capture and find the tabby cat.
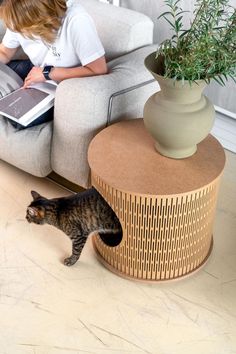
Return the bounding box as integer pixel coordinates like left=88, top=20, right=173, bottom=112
left=26, top=188, right=122, bottom=266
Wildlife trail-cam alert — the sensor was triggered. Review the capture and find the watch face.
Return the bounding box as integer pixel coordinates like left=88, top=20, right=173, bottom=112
left=43, top=66, right=54, bottom=80
left=43, top=66, right=53, bottom=74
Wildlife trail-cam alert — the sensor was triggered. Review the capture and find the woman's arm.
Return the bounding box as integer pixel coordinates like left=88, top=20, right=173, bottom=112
left=0, top=43, right=18, bottom=64
left=50, top=56, right=108, bottom=81
left=23, top=56, right=108, bottom=88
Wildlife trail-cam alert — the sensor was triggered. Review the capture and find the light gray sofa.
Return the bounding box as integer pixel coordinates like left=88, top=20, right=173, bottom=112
left=0, top=0, right=158, bottom=188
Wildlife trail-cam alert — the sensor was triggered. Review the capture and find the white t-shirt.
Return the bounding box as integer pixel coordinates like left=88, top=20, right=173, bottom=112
left=2, top=0, right=105, bottom=67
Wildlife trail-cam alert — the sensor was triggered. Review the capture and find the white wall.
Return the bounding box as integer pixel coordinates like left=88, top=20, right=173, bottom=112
left=120, top=0, right=196, bottom=44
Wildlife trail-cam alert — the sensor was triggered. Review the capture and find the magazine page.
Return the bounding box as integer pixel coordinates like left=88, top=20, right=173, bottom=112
left=31, top=80, right=57, bottom=94
left=0, top=81, right=57, bottom=126
left=0, top=62, right=23, bottom=99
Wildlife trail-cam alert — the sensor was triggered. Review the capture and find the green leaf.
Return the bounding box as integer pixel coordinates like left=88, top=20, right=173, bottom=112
left=229, top=75, right=236, bottom=84
left=158, top=11, right=173, bottom=19
left=213, top=76, right=225, bottom=86
left=173, top=0, right=181, bottom=6
left=163, top=16, right=177, bottom=30
left=179, top=30, right=189, bottom=38
left=176, top=16, right=183, bottom=23
left=176, top=11, right=190, bottom=16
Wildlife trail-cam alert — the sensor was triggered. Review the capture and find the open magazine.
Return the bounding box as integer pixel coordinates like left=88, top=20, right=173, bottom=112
left=0, top=81, right=57, bottom=127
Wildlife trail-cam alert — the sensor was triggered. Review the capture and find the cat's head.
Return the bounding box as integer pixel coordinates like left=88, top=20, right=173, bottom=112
left=26, top=191, right=50, bottom=225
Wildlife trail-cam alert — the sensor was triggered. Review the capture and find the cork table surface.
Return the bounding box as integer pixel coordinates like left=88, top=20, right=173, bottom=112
left=88, top=118, right=226, bottom=195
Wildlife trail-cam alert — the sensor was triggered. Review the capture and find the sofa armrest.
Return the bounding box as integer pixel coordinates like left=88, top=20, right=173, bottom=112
left=51, top=45, right=159, bottom=188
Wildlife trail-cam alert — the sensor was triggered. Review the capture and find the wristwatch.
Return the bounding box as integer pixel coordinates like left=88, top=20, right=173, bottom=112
left=42, top=65, right=54, bottom=80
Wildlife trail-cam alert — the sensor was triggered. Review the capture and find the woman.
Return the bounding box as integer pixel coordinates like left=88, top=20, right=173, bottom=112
left=0, top=0, right=107, bottom=128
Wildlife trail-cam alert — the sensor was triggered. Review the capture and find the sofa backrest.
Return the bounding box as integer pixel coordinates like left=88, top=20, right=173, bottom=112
left=80, top=0, right=154, bottom=60
left=0, top=20, right=6, bottom=43
left=0, top=20, right=27, bottom=60
left=0, top=0, right=154, bottom=61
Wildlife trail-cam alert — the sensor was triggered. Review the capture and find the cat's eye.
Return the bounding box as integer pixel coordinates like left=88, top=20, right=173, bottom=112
left=27, top=207, right=37, bottom=216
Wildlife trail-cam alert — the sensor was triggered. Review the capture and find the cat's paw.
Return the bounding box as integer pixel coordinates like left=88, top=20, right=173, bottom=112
left=63, top=255, right=79, bottom=266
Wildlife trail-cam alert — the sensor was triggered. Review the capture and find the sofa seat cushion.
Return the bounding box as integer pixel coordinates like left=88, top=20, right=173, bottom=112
left=0, top=118, right=52, bottom=177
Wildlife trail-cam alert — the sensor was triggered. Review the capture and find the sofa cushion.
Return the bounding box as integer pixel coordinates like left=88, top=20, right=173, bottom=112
left=0, top=118, right=52, bottom=177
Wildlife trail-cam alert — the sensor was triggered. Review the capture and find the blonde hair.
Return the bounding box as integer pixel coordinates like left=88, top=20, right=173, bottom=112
left=0, top=0, right=67, bottom=43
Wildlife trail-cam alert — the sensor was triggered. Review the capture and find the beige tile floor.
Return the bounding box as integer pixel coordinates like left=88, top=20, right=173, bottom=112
left=0, top=151, right=235, bottom=354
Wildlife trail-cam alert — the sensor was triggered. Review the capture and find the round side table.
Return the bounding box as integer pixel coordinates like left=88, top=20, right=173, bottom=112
left=88, top=119, right=225, bottom=281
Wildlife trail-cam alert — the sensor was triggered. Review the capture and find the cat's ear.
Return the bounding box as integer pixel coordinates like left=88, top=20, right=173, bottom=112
left=27, top=206, right=45, bottom=218
left=31, top=190, right=43, bottom=201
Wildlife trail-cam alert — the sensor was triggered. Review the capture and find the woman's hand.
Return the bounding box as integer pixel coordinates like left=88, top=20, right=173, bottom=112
left=23, top=66, right=46, bottom=88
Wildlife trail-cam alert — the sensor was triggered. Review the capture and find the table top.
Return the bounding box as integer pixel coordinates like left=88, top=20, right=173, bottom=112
left=88, top=119, right=226, bottom=195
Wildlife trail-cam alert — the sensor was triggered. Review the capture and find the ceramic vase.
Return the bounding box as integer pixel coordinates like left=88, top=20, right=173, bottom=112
left=143, top=52, right=215, bottom=159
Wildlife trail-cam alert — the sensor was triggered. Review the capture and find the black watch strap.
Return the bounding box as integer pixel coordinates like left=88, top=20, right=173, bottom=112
left=42, top=65, right=54, bottom=80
